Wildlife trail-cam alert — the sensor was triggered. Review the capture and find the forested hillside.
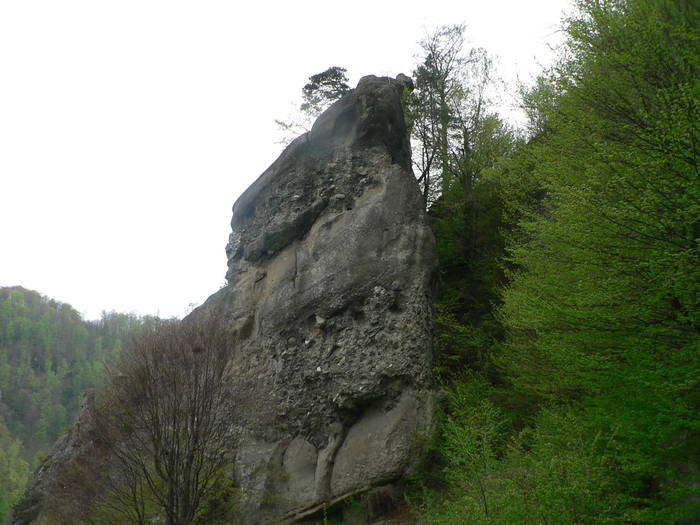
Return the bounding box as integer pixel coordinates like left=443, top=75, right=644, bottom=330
left=411, top=1, right=699, bottom=523
left=0, top=287, right=156, bottom=523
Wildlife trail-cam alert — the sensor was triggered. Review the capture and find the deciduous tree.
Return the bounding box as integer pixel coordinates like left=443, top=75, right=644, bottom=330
left=91, top=319, right=235, bottom=525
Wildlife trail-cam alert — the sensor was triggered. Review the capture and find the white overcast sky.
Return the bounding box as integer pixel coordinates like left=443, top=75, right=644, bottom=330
left=0, top=0, right=571, bottom=320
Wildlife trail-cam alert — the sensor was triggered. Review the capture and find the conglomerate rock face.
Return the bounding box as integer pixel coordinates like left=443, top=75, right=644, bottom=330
left=190, top=74, right=438, bottom=523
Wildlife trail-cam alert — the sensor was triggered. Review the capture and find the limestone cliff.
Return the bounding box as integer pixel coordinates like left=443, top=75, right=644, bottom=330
left=9, top=74, right=437, bottom=525
left=191, top=74, right=437, bottom=523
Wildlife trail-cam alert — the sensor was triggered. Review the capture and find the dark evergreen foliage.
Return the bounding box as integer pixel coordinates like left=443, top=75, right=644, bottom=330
left=300, top=66, right=351, bottom=116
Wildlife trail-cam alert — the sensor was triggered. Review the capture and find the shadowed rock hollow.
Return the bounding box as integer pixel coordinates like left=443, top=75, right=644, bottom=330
left=190, top=74, right=438, bottom=523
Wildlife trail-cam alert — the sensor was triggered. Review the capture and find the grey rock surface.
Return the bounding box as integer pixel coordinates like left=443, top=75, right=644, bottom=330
left=191, top=74, right=438, bottom=523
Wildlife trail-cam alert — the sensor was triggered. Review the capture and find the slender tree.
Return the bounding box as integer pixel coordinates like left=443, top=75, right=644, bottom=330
left=405, top=25, right=504, bottom=207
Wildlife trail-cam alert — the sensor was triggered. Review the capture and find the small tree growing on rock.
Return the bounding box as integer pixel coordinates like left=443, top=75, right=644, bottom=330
left=276, top=66, right=351, bottom=143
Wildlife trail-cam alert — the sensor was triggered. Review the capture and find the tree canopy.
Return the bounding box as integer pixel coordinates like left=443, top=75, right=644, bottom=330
left=418, top=1, right=700, bottom=523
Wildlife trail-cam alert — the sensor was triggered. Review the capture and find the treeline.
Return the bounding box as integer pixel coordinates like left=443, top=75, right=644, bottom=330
left=0, top=287, right=158, bottom=523
left=405, top=0, right=699, bottom=523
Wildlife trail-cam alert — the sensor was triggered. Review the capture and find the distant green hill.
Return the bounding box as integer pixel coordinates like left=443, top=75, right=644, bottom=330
left=0, top=286, right=157, bottom=523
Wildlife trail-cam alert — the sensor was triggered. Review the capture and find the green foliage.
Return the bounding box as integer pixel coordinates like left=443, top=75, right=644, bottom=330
left=0, top=287, right=156, bottom=521
left=276, top=66, right=350, bottom=143
left=496, top=1, right=699, bottom=519
left=300, top=66, right=350, bottom=116
left=405, top=25, right=504, bottom=207
left=0, top=287, right=153, bottom=456
left=0, top=421, right=30, bottom=524
left=420, top=382, right=635, bottom=525
left=404, top=27, right=523, bottom=389
left=429, top=121, right=519, bottom=379
left=419, top=1, right=700, bottom=523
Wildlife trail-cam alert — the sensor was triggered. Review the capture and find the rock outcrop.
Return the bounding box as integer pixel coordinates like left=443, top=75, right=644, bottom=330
left=7, top=391, right=108, bottom=525
left=8, top=74, right=437, bottom=525
left=191, top=74, right=437, bottom=523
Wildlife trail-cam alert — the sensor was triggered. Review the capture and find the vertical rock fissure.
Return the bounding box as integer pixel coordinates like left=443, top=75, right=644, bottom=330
left=313, top=422, right=346, bottom=502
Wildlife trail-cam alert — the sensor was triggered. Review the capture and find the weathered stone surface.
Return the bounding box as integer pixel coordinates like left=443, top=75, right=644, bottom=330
left=190, top=74, right=438, bottom=523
